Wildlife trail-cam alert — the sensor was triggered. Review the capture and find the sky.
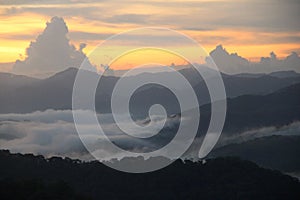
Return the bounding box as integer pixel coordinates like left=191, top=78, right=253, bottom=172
left=0, top=0, right=300, bottom=74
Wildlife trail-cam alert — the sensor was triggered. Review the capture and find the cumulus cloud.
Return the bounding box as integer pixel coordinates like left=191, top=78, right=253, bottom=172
left=208, top=45, right=300, bottom=74
left=208, top=45, right=249, bottom=74
left=12, top=16, right=91, bottom=78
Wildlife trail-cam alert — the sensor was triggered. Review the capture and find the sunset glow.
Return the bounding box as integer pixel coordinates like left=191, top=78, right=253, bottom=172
left=0, top=0, right=299, bottom=70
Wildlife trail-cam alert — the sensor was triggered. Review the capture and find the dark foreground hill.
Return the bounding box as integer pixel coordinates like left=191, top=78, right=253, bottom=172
left=0, top=150, right=300, bottom=200
left=210, top=135, right=300, bottom=173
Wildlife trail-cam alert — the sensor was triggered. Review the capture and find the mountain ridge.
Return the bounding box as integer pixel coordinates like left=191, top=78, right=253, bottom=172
left=1, top=67, right=299, bottom=115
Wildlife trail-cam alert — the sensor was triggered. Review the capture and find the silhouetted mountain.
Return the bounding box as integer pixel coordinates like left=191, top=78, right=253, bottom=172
left=0, top=150, right=300, bottom=199
left=210, top=135, right=300, bottom=173
left=0, top=67, right=300, bottom=115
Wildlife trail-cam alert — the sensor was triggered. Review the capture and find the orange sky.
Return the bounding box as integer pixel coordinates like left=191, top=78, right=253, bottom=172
left=0, top=0, right=299, bottom=71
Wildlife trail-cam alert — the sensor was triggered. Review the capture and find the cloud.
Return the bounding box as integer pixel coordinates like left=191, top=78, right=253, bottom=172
left=104, top=14, right=152, bottom=24
left=0, top=0, right=85, bottom=5
left=1, top=109, right=300, bottom=161
left=68, top=31, right=113, bottom=41
left=208, top=45, right=300, bottom=74
left=1, top=1, right=299, bottom=70
left=208, top=45, right=249, bottom=74
left=218, top=121, right=300, bottom=147
left=0, top=62, right=14, bottom=72
left=0, top=109, right=180, bottom=160
left=12, top=16, right=91, bottom=77
left=5, top=15, right=299, bottom=76
left=183, top=121, right=300, bottom=160
left=0, top=120, right=89, bottom=158
left=2, top=0, right=299, bottom=32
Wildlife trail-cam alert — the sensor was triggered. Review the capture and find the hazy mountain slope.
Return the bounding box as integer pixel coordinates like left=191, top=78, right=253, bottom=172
left=0, top=72, right=39, bottom=89
left=197, top=82, right=300, bottom=135
left=210, top=135, right=300, bottom=173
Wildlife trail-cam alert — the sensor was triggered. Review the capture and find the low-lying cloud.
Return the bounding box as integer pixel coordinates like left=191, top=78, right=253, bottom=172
left=0, top=109, right=180, bottom=160
left=218, top=121, right=300, bottom=147
left=1, top=109, right=299, bottom=161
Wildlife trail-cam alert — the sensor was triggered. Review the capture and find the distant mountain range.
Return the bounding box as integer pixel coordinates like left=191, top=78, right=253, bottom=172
left=0, top=150, right=299, bottom=200
left=1, top=67, right=300, bottom=115
left=235, top=70, right=300, bottom=78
